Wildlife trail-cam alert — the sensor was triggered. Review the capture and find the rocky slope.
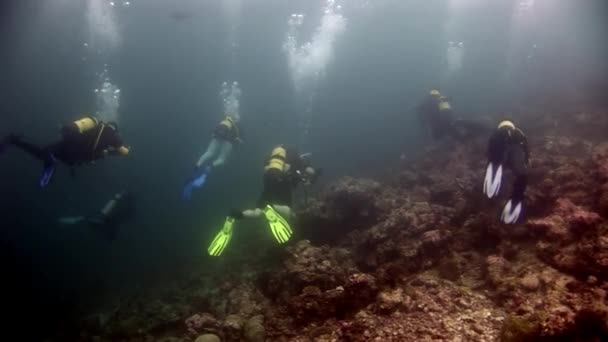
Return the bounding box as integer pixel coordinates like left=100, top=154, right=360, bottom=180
left=64, top=108, right=608, bottom=342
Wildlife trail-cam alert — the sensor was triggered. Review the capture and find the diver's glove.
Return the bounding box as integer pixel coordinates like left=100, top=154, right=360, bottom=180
left=39, top=153, right=57, bottom=188
left=500, top=198, right=524, bottom=224
left=483, top=162, right=503, bottom=198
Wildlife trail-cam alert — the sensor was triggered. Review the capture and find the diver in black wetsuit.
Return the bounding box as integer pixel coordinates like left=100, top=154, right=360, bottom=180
left=416, top=89, right=486, bottom=142
left=483, top=120, right=529, bottom=224
left=207, top=145, right=322, bottom=257
left=2, top=116, right=130, bottom=187
left=59, top=190, right=135, bottom=241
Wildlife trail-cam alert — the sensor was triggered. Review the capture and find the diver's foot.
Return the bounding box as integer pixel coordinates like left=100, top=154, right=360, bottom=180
left=7, top=133, right=22, bottom=144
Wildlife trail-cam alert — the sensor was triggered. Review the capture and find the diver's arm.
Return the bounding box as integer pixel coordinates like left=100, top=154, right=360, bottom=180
left=106, top=145, right=130, bottom=156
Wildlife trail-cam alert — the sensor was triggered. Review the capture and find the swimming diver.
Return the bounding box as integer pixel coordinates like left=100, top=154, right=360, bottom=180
left=2, top=116, right=130, bottom=187
left=183, top=115, right=242, bottom=199
left=416, top=89, right=486, bottom=142
left=59, top=190, right=135, bottom=241
left=207, top=145, right=321, bottom=256
left=483, top=120, right=529, bottom=224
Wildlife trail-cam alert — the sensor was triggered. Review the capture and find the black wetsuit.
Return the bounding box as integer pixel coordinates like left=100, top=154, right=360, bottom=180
left=10, top=123, right=125, bottom=166
left=257, top=147, right=305, bottom=208
left=88, top=191, right=135, bottom=241
left=487, top=127, right=529, bottom=203
left=417, top=96, right=454, bottom=139
left=416, top=95, right=487, bottom=142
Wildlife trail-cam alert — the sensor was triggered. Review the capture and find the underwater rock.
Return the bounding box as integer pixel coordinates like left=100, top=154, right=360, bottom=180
left=335, top=278, right=503, bottom=341
left=437, top=256, right=462, bottom=281
left=344, top=273, right=379, bottom=309
left=298, top=177, right=388, bottom=244
left=531, top=198, right=605, bottom=278
left=593, top=142, right=608, bottom=181
left=285, top=273, right=376, bottom=325
left=157, top=337, right=186, bottom=342
left=519, top=274, right=540, bottom=292
left=500, top=313, right=543, bottom=342
left=225, top=283, right=265, bottom=319
left=185, top=313, right=221, bottom=336
left=375, top=288, right=405, bottom=313
left=484, top=255, right=512, bottom=289
left=222, top=314, right=244, bottom=341
left=264, top=240, right=357, bottom=299
left=243, top=315, right=265, bottom=342
left=194, top=334, right=221, bottom=342
left=288, top=285, right=345, bottom=323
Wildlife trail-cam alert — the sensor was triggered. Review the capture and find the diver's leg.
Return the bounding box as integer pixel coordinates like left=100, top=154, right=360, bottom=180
left=509, top=147, right=528, bottom=201
left=9, top=136, right=49, bottom=161
left=196, top=139, right=220, bottom=168
left=211, top=141, right=233, bottom=168
left=242, top=208, right=264, bottom=219
left=272, top=204, right=294, bottom=219
left=500, top=146, right=527, bottom=224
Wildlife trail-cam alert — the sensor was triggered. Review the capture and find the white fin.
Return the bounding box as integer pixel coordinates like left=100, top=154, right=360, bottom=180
left=483, top=163, right=502, bottom=198
left=501, top=199, right=522, bottom=224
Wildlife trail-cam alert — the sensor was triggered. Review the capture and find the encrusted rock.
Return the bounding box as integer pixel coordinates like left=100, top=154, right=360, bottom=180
left=194, top=334, right=221, bottom=342
left=223, top=314, right=244, bottom=341
left=243, top=315, right=265, bottom=342
left=185, top=313, right=221, bottom=336
left=376, top=288, right=404, bottom=313
left=519, top=274, right=540, bottom=292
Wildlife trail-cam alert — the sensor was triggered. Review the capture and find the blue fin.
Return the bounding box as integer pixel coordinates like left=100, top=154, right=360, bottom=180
left=39, top=154, right=56, bottom=188
left=182, top=167, right=210, bottom=200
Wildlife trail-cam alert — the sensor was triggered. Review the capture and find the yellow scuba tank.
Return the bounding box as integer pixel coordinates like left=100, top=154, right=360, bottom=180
left=264, top=146, right=287, bottom=173
left=73, top=116, right=99, bottom=133
left=63, top=116, right=99, bottom=137
left=438, top=97, right=451, bottom=112
left=219, top=116, right=239, bottom=140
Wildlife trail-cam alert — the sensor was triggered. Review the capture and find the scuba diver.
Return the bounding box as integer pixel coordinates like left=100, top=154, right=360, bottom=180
left=207, top=145, right=321, bottom=256
left=183, top=115, right=242, bottom=199
left=2, top=116, right=129, bottom=187
left=483, top=120, right=529, bottom=224
left=59, top=190, right=134, bottom=241
left=416, top=89, right=486, bottom=142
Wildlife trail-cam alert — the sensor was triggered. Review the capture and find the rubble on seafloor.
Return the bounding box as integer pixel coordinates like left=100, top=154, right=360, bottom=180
left=65, top=108, right=608, bottom=341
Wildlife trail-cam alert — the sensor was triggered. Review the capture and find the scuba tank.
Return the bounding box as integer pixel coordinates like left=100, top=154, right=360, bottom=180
left=265, top=146, right=288, bottom=173
left=438, top=97, right=452, bottom=112
left=62, top=116, right=99, bottom=137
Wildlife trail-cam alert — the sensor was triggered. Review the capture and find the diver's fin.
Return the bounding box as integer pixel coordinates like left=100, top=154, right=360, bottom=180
left=39, top=154, right=57, bottom=188
left=483, top=162, right=502, bottom=198
left=208, top=216, right=235, bottom=256
left=264, top=205, right=293, bottom=244
left=182, top=167, right=210, bottom=200
left=500, top=199, right=523, bottom=224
